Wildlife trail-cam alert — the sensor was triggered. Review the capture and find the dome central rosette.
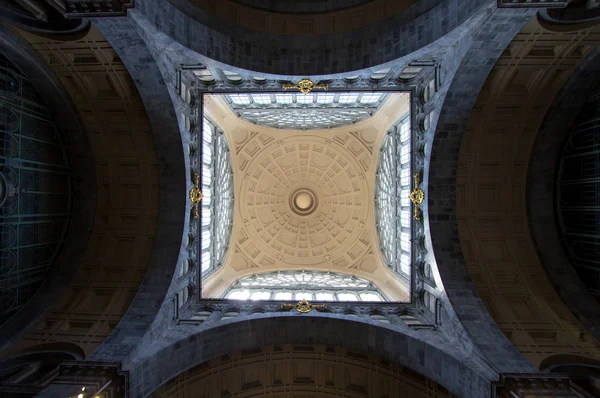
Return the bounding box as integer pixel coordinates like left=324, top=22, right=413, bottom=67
left=290, top=188, right=317, bottom=215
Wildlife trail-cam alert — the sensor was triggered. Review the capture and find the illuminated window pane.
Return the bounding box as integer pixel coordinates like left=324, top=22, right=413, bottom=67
left=359, top=293, right=383, bottom=302
left=316, top=93, right=334, bottom=104
left=227, top=290, right=250, bottom=300
left=222, top=270, right=386, bottom=301
left=275, top=94, right=293, bottom=104
left=273, top=291, right=293, bottom=300
left=375, top=116, right=412, bottom=279
left=252, top=94, right=271, bottom=104
left=296, top=94, right=314, bottom=104
left=338, top=93, right=359, bottom=104
left=360, top=93, right=382, bottom=104
left=200, top=118, right=234, bottom=280
left=315, top=292, right=334, bottom=301
left=338, top=292, right=358, bottom=301
left=229, top=94, right=251, bottom=105
left=295, top=291, right=313, bottom=301
left=250, top=291, right=271, bottom=300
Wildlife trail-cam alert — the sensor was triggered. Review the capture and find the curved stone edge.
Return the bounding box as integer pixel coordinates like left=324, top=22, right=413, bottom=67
left=0, top=26, right=97, bottom=353
left=127, top=315, right=492, bottom=398
left=427, top=8, right=538, bottom=373
left=87, top=17, right=187, bottom=362
left=526, top=43, right=600, bottom=342
left=137, top=0, right=488, bottom=75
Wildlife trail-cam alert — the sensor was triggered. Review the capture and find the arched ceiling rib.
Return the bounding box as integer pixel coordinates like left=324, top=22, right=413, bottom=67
left=455, top=18, right=600, bottom=367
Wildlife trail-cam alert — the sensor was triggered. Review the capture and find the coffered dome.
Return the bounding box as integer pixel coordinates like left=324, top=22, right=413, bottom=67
left=239, top=135, right=370, bottom=266
left=201, top=92, right=410, bottom=301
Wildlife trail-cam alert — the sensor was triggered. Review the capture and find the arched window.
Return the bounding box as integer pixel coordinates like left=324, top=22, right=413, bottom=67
left=200, top=118, right=234, bottom=277
left=223, top=270, right=386, bottom=302
left=375, top=115, right=411, bottom=279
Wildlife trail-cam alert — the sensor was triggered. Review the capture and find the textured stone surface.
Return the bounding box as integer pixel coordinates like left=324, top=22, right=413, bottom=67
left=456, top=18, right=600, bottom=367
left=137, top=0, right=487, bottom=75
left=86, top=17, right=187, bottom=362
left=128, top=315, right=492, bottom=398
left=427, top=7, right=537, bottom=373
left=153, top=344, right=459, bottom=397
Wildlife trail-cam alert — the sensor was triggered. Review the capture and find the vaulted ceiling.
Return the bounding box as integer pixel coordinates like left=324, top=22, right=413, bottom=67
left=202, top=93, right=411, bottom=301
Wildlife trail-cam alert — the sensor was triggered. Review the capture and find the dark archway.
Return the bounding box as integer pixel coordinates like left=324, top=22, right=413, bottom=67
left=527, top=44, right=600, bottom=341
left=127, top=316, right=492, bottom=398
left=0, top=25, right=96, bottom=352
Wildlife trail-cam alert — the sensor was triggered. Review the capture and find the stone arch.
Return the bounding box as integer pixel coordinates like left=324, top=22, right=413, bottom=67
left=128, top=316, right=491, bottom=398
left=0, top=25, right=96, bottom=352
left=527, top=45, right=600, bottom=341
left=136, top=0, right=487, bottom=75
left=540, top=354, right=600, bottom=396
left=151, top=343, right=458, bottom=397
left=427, top=7, right=536, bottom=373
left=431, top=13, right=600, bottom=370
left=0, top=20, right=185, bottom=363
left=0, top=342, right=84, bottom=391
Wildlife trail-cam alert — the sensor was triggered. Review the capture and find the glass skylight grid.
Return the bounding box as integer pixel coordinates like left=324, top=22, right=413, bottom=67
left=296, top=94, right=314, bottom=104
left=375, top=116, right=412, bottom=280
left=223, top=270, right=386, bottom=301
left=223, top=92, right=390, bottom=130
left=316, top=93, right=334, bottom=104
left=252, top=94, right=272, bottom=104
left=338, top=93, right=359, bottom=104
left=229, top=94, right=251, bottom=105
left=275, top=93, right=293, bottom=104
left=200, top=117, right=234, bottom=278
left=360, top=93, right=382, bottom=104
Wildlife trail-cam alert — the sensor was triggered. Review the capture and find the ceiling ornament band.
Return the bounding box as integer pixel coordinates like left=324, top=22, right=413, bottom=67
left=190, top=173, right=203, bottom=219
left=281, top=299, right=327, bottom=313
left=282, top=78, right=328, bottom=94
left=409, top=173, right=425, bottom=221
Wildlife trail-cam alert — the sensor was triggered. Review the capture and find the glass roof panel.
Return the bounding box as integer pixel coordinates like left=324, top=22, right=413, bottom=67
left=222, top=270, right=387, bottom=301
left=223, top=92, right=389, bottom=130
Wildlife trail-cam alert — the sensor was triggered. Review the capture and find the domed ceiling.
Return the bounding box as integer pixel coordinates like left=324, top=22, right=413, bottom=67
left=201, top=92, right=411, bottom=301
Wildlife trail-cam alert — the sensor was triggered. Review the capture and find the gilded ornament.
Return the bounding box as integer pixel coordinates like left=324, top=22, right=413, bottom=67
left=282, top=78, right=328, bottom=95
left=281, top=299, right=327, bottom=313
left=190, top=173, right=203, bottom=219
left=409, top=173, right=425, bottom=221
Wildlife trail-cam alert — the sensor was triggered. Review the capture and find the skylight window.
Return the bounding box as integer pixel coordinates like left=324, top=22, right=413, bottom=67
left=375, top=115, right=412, bottom=281
left=275, top=93, right=293, bottom=104
left=252, top=94, right=272, bottom=104
left=316, top=93, right=334, bottom=104
left=223, top=92, right=389, bottom=130
left=338, top=93, right=359, bottom=104
left=360, top=93, right=382, bottom=104
left=222, top=271, right=387, bottom=301
left=199, top=117, right=234, bottom=278
left=296, top=94, right=314, bottom=104
left=229, top=94, right=251, bottom=105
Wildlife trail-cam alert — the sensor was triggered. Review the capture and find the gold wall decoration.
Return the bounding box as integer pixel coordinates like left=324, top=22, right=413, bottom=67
left=189, top=173, right=203, bottom=218
left=281, top=299, right=327, bottom=313
left=282, top=78, right=328, bottom=94
left=409, top=173, right=425, bottom=220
